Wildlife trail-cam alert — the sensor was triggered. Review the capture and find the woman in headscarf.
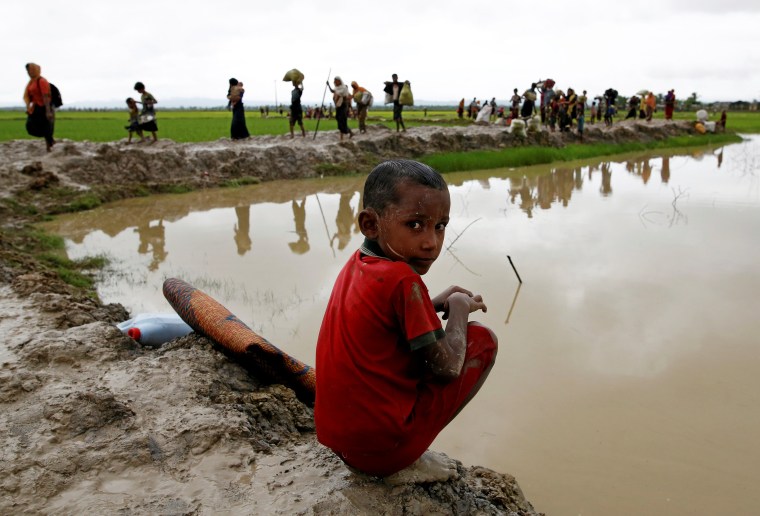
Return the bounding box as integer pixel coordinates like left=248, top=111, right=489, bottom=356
left=227, top=78, right=250, bottom=140
left=23, top=63, right=55, bottom=152
left=351, top=81, right=371, bottom=134
left=327, top=76, right=353, bottom=140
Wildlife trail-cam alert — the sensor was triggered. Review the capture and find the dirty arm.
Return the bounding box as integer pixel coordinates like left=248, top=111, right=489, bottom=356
left=423, top=291, right=487, bottom=381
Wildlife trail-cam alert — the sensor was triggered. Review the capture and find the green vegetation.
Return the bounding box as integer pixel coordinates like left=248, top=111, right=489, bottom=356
left=0, top=227, right=108, bottom=290
left=422, top=133, right=744, bottom=173
left=1, top=108, right=758, bottom=143
left=0, top=108, right=465, bottom=143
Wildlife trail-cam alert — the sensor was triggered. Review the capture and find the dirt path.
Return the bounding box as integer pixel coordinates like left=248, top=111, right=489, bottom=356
left=0, top=120, right=699, bottom=515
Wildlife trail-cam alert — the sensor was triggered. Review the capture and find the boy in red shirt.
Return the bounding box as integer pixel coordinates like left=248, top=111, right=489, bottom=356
left=315, top=159, right=498, bottom=483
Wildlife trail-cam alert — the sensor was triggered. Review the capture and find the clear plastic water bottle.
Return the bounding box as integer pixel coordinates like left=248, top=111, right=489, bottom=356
left=117, top=313, right=193, bottom=347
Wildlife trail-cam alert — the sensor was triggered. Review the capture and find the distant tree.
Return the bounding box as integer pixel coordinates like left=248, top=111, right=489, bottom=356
left=684, top=92, right=701, bottom=110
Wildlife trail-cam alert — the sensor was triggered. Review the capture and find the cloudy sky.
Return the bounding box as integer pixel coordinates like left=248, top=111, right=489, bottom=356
left=3, top=0, right=759, bottom=108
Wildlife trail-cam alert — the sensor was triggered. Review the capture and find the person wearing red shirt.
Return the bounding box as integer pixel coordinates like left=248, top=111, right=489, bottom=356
left=315, top=159, right=498, bottom=483
left=23, top=62, right=55, bottom=152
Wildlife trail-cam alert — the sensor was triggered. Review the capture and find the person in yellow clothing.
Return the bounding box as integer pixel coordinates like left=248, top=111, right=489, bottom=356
left=23, top=63, right=55, bottom=152
left=645, top=92, right=657, bottom=122
left=351, top=81, right=371, bottom=134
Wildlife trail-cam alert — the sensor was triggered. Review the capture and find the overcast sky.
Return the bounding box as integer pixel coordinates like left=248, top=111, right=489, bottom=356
left=3, top=0, right=759, bottom=108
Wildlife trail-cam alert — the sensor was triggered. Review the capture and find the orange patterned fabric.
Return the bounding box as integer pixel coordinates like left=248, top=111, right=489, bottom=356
left=163, top=277, right=316, bottom=405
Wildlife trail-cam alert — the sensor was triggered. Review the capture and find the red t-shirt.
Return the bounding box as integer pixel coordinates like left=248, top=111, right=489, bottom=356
left=27, top=77, right=51, bottom=107
left=315, top=243, right=444, bottom=454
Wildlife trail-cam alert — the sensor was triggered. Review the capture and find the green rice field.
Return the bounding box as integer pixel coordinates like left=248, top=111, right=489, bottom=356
left=0, top=108, right=467, bottom=143
left=2, top=108, right=757, bottom=143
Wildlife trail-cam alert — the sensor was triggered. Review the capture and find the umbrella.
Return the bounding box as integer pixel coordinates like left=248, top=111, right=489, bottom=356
left=636, top=89, right=649, bottom=96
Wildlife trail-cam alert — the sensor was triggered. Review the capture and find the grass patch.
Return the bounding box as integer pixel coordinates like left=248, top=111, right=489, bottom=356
left=30, top=230, right=65, bottom=251
left=39, top=251, right=108, bottom=289
left=57, top=193, right=102, bottom=213
left=155, top=184, right=195, bottom=194
left=1, top=197, right=39, bottom=217
left=422, top=133, right=743, bottom=173
left=220, top=176, right=261, bottom=188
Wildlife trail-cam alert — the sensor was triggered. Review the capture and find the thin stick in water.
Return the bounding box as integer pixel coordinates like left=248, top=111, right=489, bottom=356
left=507, top=255, right=523, bottom=284
left=505, top=282, right=522, bottom=324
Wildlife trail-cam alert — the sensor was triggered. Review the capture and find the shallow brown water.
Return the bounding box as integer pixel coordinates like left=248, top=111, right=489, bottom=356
left=44, top=137, right=760, bottom=515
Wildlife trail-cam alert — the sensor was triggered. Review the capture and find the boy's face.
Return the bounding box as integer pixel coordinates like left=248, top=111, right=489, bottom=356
left=362, top=182, right=450, bottom=275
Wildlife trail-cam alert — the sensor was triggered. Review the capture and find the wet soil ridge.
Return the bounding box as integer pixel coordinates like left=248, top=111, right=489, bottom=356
left=0, top=318, right=540, bottom=514
left=1, top=121, right=696, bottom=196
left=1, top=122, right=696, bottom=514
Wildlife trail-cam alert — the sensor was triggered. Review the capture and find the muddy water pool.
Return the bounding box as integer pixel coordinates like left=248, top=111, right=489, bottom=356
left=44, top=136, right=760, bottom=515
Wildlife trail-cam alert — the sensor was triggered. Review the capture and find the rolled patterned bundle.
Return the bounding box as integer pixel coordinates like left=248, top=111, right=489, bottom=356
left=163, top=277, right=316, bottom=405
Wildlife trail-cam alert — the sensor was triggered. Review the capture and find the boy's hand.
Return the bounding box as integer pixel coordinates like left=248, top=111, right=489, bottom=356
left=433, top=287, right=487, bottom=320
left=431, top=285, right=471, bottom=312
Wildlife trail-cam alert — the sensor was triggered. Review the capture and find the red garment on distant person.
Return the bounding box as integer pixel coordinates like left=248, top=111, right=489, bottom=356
left=26, top=77, right=50, bottom=107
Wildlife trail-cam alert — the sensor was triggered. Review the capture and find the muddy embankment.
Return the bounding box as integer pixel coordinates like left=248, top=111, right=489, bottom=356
left=1, top=119, right=697, bottom=196
left=0, top=121, right=696, bottom=515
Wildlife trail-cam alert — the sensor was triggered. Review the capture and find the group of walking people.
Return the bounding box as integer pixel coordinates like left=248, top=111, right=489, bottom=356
left=23, top=62, right=161, bottom=150
left=125, top=82, right=159, bottom=144
left=219, top=72, right=406, bottom=142
left=322, top=73, right=407, bottom=139
left=24, top=62, right=684, bottom=152
left=458, top=80, right=679, bottom=140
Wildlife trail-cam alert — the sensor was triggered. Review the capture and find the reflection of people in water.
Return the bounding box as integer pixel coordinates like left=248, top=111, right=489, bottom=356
left=331, top=191, right=356, bottom=251
left=661, top=157, right=670, bottom=183
left=574, top=167, right=583, bottom=190
left=135, top=219, right=168, bottom=271
left=508, top=176, right=536, bottom=218
left=289, top=199, right=310, bottom=254
left=642, top=160, right=652, bottom=184
left=716, top=148, right=724, bottom=169
left=600, top=162, right=612, bottom=196
left=234, top=205, right=252, bottom=255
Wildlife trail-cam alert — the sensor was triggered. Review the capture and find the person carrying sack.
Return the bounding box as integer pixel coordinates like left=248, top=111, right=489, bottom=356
left=23, top=62, right=55, bottom=152
left=351, top=81, right=372, bottom=134
left=383, top=74, right=407, bottom=132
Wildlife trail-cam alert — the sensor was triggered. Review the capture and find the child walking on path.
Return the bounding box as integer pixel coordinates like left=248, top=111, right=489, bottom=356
left=125, top=97, right=145, bottom=144
left=315, top=159, right=498, bottom=483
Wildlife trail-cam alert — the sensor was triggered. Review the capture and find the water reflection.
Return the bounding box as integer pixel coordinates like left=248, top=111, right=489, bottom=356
left=331, top=191, right=359, bottom=251
left=234, top=206, right=252, bottom=255
left=40, top=138, right=760, bottom=516
left=289, top=199, right=309, bottom=254
left=47, top=146, right=749, bottom=263
left=135, top=219, right=167, bottom=271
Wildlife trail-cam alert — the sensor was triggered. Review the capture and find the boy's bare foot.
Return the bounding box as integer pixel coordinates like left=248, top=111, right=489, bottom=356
left=383, top=450, right=458, bottom=485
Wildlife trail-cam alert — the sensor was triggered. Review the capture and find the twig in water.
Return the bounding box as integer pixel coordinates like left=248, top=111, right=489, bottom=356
left=445, top=217, right=482, bottom=251
left=507, top=255, right=523, bottom=284
left=315, top=193, right=336, bottom=258
left=445, top=248, right=481, bottom=277
left=505, top=283, right=522, bottom=324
